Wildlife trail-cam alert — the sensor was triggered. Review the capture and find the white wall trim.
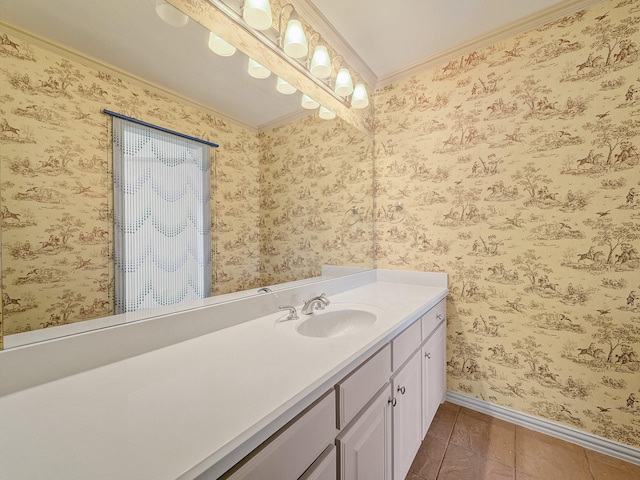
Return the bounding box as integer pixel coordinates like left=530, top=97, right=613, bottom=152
left=446, top=390, right=640, bottom=467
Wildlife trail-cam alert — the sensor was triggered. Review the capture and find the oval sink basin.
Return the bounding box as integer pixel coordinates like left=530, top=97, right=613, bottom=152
left=296, top=309, right=377, bottom=338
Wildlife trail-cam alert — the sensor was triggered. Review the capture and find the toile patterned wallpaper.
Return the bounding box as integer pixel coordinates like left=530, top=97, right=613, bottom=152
left=258, top=114, right=374, bottom=285
left=0, top=25, right=262, bottom=344
left=2, top=0, right=640, bottom=453
left=375, top=0, right=640, bottom=448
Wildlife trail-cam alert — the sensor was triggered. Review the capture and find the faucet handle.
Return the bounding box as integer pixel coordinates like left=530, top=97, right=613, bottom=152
left=317, top=293, right=330, bottom=308
left=279, top=305, right=298, bottom=320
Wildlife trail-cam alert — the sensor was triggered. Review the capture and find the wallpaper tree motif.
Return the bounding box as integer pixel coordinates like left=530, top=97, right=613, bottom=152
left=375, top=0, right=640, bottom=448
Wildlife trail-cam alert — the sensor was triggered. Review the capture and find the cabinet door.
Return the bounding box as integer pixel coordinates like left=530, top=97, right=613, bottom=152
left=391, top=350, right=422, bottom=480
left=421, top=321, right=446, bottom=437
left=337, top=385, right=392, bottom=480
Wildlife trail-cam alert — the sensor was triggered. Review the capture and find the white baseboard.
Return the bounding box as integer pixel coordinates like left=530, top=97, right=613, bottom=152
left=446, top=390, right=640, bottom=466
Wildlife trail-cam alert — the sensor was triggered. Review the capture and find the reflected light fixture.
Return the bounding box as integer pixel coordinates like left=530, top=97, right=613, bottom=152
left=319, top=106, right=336, bottom=120
left=208, top=32, right=236, bottom=57
left=280, top=6, right=307, bottom=59
left=243, top=0, right=273, bottom=30
left=335, top=63, right=354, bottom=97
left=248, top=58, right=271, bottom=79
left=155, top=0, right=189, bottom=27
left=276, top=77, right=297, bottom=94
left=351, top=81, right=369, bottom=109
left=301, top=94, right=319, bottom=109
left=310, top=45, right=331, bottom=78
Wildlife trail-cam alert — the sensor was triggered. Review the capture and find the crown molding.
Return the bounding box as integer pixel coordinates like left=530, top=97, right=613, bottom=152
left=258, top=108, right=314, bottom=133
left=291, top=0, right=377, bottom=88
left=376, top=0, right=605, bottom=88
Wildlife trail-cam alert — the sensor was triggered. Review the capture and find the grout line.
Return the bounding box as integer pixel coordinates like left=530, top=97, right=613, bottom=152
left=509, top=416, right=516, bottom=474
left=446, top=404, right=461, bottom=443
left=584, top=447, right=597, bottom=480
left=434, top=406, right=460, bottom=479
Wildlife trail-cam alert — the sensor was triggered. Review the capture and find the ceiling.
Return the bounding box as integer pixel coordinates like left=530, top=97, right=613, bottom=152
left=307, top=0, right=598, bottom=83
left=0, top=0, right=599, bottom=129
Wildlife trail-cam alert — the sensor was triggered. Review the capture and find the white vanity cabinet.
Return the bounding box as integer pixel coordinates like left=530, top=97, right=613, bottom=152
left=421, top=320, right=446, bottom=436
left=219, top=297, right=447, bottom=480
left=389, top=315, right=424, bottom=480
left=390, top=349, right=422, bottom=480
left=338, top=299, right=447, bottom=480
left=336, top=385, right=392, bottom=480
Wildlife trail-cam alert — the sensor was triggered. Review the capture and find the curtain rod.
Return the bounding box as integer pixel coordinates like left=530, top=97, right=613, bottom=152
left=103, top=109, right=219, bottom=148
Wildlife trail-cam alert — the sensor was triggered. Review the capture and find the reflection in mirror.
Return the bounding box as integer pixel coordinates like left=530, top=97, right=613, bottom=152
left=0, top=2, right=374, bottom=349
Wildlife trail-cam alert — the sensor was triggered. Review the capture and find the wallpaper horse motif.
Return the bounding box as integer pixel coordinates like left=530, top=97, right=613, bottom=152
left=375, top=0, right=640, bottom=448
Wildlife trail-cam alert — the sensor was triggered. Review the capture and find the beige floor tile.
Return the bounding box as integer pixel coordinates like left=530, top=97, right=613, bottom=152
left=515, top=426, right=593, bottom=480
left=427, top=403, right=459, bottom=442
left=449, top=410, right=516, bottom=467
left=514, top=472, right=543, bottom=480
left=405, top=474, right=423, bottom=480
left=586, top=449, right=640, bottom=480
left=458, top=406, right=516, bottom=430
left=409, top=434, right=447, bottom=480
left=412, top=404, right=636, bottom=480
left=438, top=443, right=514, bottom=480
left=440, top=401, right=461, bottom=413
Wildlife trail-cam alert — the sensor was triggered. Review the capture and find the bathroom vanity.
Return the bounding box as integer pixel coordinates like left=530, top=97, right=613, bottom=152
left=0, top=269, right=448, bottom=480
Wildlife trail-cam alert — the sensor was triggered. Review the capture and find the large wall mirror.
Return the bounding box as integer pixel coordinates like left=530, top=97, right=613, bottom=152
left=0, top=0, right=374, bottom=349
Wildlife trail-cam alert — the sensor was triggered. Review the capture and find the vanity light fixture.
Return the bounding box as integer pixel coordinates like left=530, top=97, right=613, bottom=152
left=203, top=0, right=361, bottom=110
left=155, top=0, right=189, bottom=27
left=351, top=79, right=369, bottom=109
left=301, top=93, right=319, bottom=109
left=279, top=4, right=307, bottom=59
left=334, top=64, right=354, bottom=97
left=208, top=32, right=236, bottom=57
left=276, top=77, right=297, bottom=94
left=319, top=106, right=336, bottom=120
left=307, top=34, right=331, bottom=79
left=242, top=0, right=273, bottom=30
left=310, top=46, right=331, bottom=78
left=248, top=58, right=271, bottom=79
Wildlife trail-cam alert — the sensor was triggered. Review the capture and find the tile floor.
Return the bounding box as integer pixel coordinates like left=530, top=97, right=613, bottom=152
left=407, top=401, right=640, bottom=480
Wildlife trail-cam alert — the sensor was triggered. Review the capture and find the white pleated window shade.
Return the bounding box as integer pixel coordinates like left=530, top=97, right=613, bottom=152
left=112, top=118, right=211, bottom=314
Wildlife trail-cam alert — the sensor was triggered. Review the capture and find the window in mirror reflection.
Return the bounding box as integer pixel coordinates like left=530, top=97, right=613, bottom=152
left=112, top=118, right=212, bottom=313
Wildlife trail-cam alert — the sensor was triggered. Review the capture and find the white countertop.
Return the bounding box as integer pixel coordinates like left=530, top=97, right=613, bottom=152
left=0, top=279, right=447, bottom=480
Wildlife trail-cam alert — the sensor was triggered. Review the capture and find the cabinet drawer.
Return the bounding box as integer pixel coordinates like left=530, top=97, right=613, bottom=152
left=336, top=345, right=391, bottom=430
left=421, top=299, right=446, bottom=341
left=391, top=319, right=421, bottom=371
left=220, top=390, right=337, bottom=480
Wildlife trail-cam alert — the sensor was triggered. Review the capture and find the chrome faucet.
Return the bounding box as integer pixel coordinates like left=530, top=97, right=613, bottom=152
left=301, top=294, right=330, bottom=315
left=278, top=305, right=298, bottom=320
